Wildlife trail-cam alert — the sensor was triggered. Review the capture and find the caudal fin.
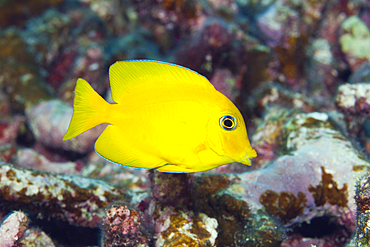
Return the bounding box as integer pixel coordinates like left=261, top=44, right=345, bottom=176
left=63, top=78, right=110, bottom=141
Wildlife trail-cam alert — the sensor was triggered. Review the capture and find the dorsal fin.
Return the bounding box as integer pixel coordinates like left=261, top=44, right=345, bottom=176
left=109, top=60, right=215, bottom=103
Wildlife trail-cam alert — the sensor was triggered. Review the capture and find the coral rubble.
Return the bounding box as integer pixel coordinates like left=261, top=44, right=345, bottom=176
left=213, top=111, right=368, bottom=245
left=0, top=211, right=28, bottom=247
left=0, top=162, right=130, bottom=228
left=149, top=172, right=220, bottom=246
left=155, top=209, right=218, bottom=247
left=336, top=83, right=370, bottom=157
left=18, top=228, right=55, bottom=247
left=339, top=16, right=370, bottom=71
left=355, top=173, right=370, bottom=246
left=0, top=210, right=56, bottom=246
left=102, top=204, right=150, bottom=247
left=336, top=83, right=370, bottom=115
left=1, top=0, right=370, bottom=245
left=191, top=175, right=286, bottom=246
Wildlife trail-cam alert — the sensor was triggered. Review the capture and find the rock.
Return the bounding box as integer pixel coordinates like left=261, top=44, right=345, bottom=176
left=26, top=99, right=105, bottom=153
left=339, top=16, right=370, bottom=72
left=0, top=162, right=130, bottom=228
left=0, top=211, right=29, bottom=247
left=194, top=111, right=367, bottom=245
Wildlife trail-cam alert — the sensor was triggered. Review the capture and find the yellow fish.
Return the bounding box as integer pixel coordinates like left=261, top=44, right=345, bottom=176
left=63, top=60, right=256, bottom=172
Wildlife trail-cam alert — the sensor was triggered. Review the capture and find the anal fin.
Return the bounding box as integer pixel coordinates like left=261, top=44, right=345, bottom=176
left=156, top=164, right=196, bottom=173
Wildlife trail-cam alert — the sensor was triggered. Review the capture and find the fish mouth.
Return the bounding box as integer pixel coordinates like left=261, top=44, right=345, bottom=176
left=239, top=148, right=257, bottom=166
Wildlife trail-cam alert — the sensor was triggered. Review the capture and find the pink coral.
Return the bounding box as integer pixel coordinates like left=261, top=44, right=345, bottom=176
left=0, top=211, right=29, bottom=247
left=102, top=205, right=150, bottom=247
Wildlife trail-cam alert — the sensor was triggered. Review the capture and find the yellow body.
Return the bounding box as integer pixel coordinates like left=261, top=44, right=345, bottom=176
left=63, top=60, right=256, bottom=172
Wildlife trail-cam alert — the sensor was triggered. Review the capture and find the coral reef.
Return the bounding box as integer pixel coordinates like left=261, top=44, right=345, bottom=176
left=309, top=166, right=348, bottom=208
left=0, top=116, right=25, bottom=164
left=235, top=210, right=285, bottom=247
left=305, top=38, right=339, bottom=101
left=78, top=0, right=135, bottom=35
left=150, top=171, right=193, bottom=208
left=339, top=15, right=370, bottom=71
left=249, top=104, right=295, bottom=170
left=336, top=83, right=370, bottom=156
left=135, top=0, right=200, bottom=33
left=0, top=211, right=28, bottom=247
left=23, top=9, right=73, bottom=68
left=336, top=83, right=370, bottom=115
left=0, top=116, right=25, bottom=147
left=101, top=204, right=150, bottom=247
left=57, top=44, right=107, bottom=104
left=15, top=148, right=81, bottom=175
left=145, top=172, right=226, bottom=246
left=349, top=61, right=370, bottom=83
left=213, top=110, right=368, bottom=245
left=0, top=0, right=64, bottom=28
left=0, top=211, right=56, bottom=246
left=0, top=162, right=130, bottom=228
left=82, top=154, right=150, bottom=192
left=260, top=190, right=307, bottom=224
left=18, top=228, right=55, bottom=247
left=0, top=30, right=53, bottom=113
left=175, top=19, right=234, bottom=76
left=258, top=4, right=306, bottom=86
left=355, top=173, right=370, bottom=246
left=2, top=0, right=370, bottom=245
left=191, top=175, right=286, bottom=246
left=210, top=68, right=239, bottom=101
left=155, top=209, right=218, bottom=247
left=26, top=100, right=105, bottom=153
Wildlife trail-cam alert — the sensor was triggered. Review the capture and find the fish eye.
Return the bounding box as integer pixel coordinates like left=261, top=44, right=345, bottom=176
left=220, top=115, right=236, bottom=131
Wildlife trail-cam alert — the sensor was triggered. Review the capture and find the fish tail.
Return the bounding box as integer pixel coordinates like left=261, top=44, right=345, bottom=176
left=63, top=78, right=110, bottom=141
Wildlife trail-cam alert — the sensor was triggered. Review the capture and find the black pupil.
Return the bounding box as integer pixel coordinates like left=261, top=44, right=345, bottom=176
left=224, top=118, right=233, bottom=128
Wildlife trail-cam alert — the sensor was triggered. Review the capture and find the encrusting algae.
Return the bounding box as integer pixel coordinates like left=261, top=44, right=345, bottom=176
left=259, top=166, right=349, bottom=225
left=309, top=166, right=348, bottom=208
left=260, top=190, right=307, bottom=224
left=63, top=60, right=256, bottom=173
